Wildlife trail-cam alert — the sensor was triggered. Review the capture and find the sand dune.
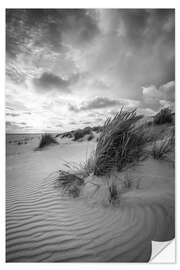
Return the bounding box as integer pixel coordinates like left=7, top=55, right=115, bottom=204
left=6, top=135, right=174, bottom=262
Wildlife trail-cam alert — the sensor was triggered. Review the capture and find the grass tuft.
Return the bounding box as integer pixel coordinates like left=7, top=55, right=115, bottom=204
left=106, top=173, right=141, bottom=205
left=57, top=169, right=84, bottom=197
left=57, top=153, right=96, bottom=197
left=87, top=133, right=94, bottom=141
left=37, top=133, right=58, bottom=149
left=108, top=183, right=119, bottom=204
left=56, top=108, right=153, bottom=198
left=73, top=127, right=92, bottom=141
left=151, top=128, right=175, bottom=160
left=56, top=107, right=175, bottom=200
left=93, top=108, right=151, bottom=176
left=153, top=107, right=174, bottom=125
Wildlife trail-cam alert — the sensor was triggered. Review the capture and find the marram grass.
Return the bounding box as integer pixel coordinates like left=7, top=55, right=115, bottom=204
left=57, top=108, right=152, bottom=198
left=153, top=107, right=174, bottom=125
left=37, top=133, right=58, bottom=149
left=94, top=108, right=152, bottom=176
left=151, top=127, right=175, bottom=160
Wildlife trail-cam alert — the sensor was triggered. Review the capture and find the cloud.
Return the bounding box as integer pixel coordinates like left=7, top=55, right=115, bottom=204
left=89, top=79, right=110, bottom=90
left=137, top=107, right=156, bottom=116
left=6, top=9, right=99, bottom=58
left=141, top=80, right=175, bottom=111
left=82, top=121, right=92, bottom=125
left=55, top=123, right=63, bottom=127
left=6, top=10, right=175, bottom=98
left=6, top=121, right=14, bottom=126
left=6, top=106, right=15, bottom=111
left=159, top=81, right=175, bottom=102
left=84, top=9, right=175, bottom=99
left=33, top=72, right=76, bottom=92
left=6, top=63, right=27, bottom=84
left=6, top=113, right=19, bottom=117
left=116, top=9, right=174, bottom=48
left=68, top=121, right=77, bottom=125
left=6, top=120, right=33, bottom=133
left=6, top=121, right=21, bottom=129
left=159, top=100, right=174, bottom=111
left=142, top=85, right=160, bottom=109
left=69, top=97, right=125, bottom=112
left=6, top=100, right=29, bottom=111
left=5, top=9, right=175, bottom=133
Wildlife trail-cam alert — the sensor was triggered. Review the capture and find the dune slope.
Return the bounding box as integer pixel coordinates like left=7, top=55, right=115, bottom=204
left=6, top=137, right=174, bottom=262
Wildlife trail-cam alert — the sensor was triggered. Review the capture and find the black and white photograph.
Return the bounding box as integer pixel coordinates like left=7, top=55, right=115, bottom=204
left=5, top=8, right=175, bottom=262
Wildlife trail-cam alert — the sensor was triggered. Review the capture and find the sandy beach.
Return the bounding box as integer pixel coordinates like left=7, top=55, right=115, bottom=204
left=6, top=134, right=174, bottom=262
left=5, top=9, right=175, bottom=263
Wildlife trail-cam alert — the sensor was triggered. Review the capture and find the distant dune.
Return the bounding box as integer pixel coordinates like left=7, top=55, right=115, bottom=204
left=56, top=126, right=102, bottom=142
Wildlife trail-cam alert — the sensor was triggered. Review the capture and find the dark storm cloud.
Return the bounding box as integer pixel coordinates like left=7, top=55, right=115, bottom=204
left=118, top=9, right=150, bottom=47
left=6, top=113, right=19, bottom=117
left=6, top=121, right=20, bottom=128
left=117, top=9, right=174, bottom=48
left=33, top=72, right=78, bottom=92
left=5, top=9, right=175, bottom=133
left=6, top=9, right=175, bottom=93
left=69, top=97, right=124, bottom=112
left=93, top=9, right=175, bottom=98
left=131, top=9, right=175, bottom=84
left=6, top=9, right=99, bottom=58
left=6, top=121, right=13, bottom=126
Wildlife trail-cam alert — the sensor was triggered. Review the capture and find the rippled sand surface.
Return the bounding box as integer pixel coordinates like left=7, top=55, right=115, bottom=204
left=6, top=136, right=174, bottom=262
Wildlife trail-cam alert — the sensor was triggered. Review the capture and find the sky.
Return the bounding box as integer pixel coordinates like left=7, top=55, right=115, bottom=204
left=6, top=9, right=175, bottom=133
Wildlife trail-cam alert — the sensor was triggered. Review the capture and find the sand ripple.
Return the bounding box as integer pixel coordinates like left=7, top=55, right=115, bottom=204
left=6, top=158, right=174, bottom=262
